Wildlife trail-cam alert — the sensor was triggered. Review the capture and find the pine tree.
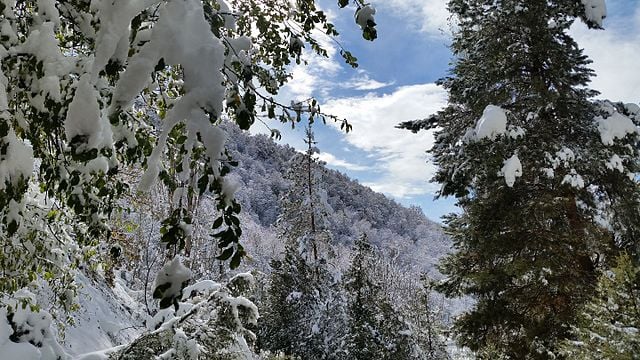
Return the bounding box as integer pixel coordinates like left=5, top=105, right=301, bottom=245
left=561, top=253, right=640, bottom=359
left=404, top=274, right=449, bottom=360
left=399, top=0, right=640, bottom=357
left=276, top=125, right=334, bottom=262
left=258, top=124, right=346, bottom=359
left=344, top=234, right=412, bottom=359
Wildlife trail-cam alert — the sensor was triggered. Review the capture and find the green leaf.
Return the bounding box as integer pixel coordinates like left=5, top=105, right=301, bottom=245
left=213, top=216, right=224, bottom=228
left=217, top=247, right=234, bottom=261
left=153, top=282, right=172, bottom=299
left=230, top=251, right=243, bottom=269
left=154, top=58, right=166, bottom=72
left=159, top=297, right=173, bottom=310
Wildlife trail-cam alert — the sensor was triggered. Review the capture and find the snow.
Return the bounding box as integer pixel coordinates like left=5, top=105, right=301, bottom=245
left=541, top=168, right=555, bottom=178
left=562, top=169, right=585, bottom=189
left=36, top=0, right=60, bottom=27
left=625, top=103, right=640, bottom=115
left=63, top=273, right=142, bottom=356
left=148, top=308, right=175, bottom=331
left=6, top=198, right=25, bottom=227
left=85, top=157, right=110, bottom=174
left=0, top=309, right=41, bottom=360
left=226, top=296, right=259, bottom=326
left=597, top=112, right=637, bottom=145
left=286, top=291, right=303, bottom=302
left=165, top=328, right=200, bottom=359
left=153, top=257, right=193, bottom=303
left=0, top=71, right=8, bottom=112
left=18, top=21, right=68, bottom=77
left=64, top=74, right=114, bottom=150
left=182, top=280, right=221, bottom=300
left=91, top=0, right=161, bottom=81
left=475, top=105, right=507, bottom=140
left=500, top=154, right=522, bottom=187
left=605, top=154, right=624, bottom=172
left=129, top=0, right=228, bottom=192
left=508, top=125, right=525, bottom=139
left=581, top=0, right=606, bottom=27
left=73, top=345, right=126, bottom=360
left=1, top=21, right=18, bottom=44
left=229, top=272, right=255, bottom=286
left=555, top=147, right=575, bottom=164
left=0, top=128, right=34, bottom=190
left=0, top=293, right=67, bottom=360
left=547, top=147, right=576, bottom=170
left=355, top=5, right=376, bottom=29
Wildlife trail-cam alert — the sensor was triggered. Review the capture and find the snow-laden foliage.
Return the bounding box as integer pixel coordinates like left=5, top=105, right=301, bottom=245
left=0, top=121, right=455, bottom=358
left=0, top=0, right=381, bottom=357
left=402, top=275, right=450, bottom=360
left=223, top=123, right=450, bottom=273
left=252, top=129, right=452, bottom=358
left=0, top=291, right=66, bottom=360
left=474, top=104, right=507, bottom=140
left=561, top=253, right=640, bottom=359
left=258, top=126, right=348, bottom=359
left=111, top=273, right=259, bottom=359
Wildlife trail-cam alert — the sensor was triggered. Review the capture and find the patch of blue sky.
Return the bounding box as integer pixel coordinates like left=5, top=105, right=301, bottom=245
left=257, top=0, right=639, bottom=223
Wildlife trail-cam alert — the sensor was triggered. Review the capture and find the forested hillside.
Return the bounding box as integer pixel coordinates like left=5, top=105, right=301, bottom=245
left=225, top=124, right=450, bottom=273
left=0, top=122, right=461, bottom=359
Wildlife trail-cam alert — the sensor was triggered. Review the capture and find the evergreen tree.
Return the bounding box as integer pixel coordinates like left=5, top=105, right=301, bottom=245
left=561, top=253, right=640, bottom=359
left=400, top=0, right=640, bottom=357
left=258, top=124, right=346, bottom=359
left=259, top=244, right=347, bottom=359
left=344, top=234, right=412, bottom=359
left=404, top=274, right=449, bottom=360
left=277, top=125, right=334, bottom=262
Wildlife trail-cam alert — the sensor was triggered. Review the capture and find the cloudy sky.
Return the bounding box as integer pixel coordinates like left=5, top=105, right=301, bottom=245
left=257, top=0, right=640, bottom=222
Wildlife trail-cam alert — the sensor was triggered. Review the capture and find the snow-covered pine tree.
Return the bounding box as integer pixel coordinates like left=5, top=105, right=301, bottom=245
left=258, top=124, right=346, bottom=359
left=258, top=242, right=346, bottom=359
left=560, top=252, right=640, bottom=359
left=403, top=274, right=449, bottom=360
left=399, top=0, right=640, bottom=357
left=276, top=124, right=334, bottom=262
left=343, top=234, right=412, bottom=359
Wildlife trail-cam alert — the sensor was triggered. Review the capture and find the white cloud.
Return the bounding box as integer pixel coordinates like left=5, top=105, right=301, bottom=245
left=322, top=83, right=447, bottom=198
left=373, top=0, right=452, bottom=36
left=278, top=25, right=342, bottom=101
left=342, top=70, right=394, bottom=90
left=315, top=152, right=370, bottom=171
left=571, top=8, right=640, bottom=103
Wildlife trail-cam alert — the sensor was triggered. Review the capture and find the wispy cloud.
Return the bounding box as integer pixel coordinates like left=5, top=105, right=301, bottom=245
left=571, top=7, right=640, bottom=103
left=277, top=14, right=343, bottom=101
left=342, top=70, right=394, bottom=91
left=322, top=83, right=447, bottom=198
left=279, top=44, right=341, bottom=101
left=373, top=0, right=452, bottom=36
left=315, top=151, right=370, bottom=171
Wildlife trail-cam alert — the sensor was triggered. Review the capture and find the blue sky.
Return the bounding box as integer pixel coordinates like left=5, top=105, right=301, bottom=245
left=255, top=0, right=640, bottom=223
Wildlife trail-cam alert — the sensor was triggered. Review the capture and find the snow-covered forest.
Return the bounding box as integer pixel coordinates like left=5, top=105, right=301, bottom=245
left=0, top=0, right=638, bottom=359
